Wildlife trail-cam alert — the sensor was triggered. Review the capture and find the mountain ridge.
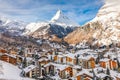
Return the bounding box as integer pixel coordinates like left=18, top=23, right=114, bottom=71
left=24, top=10, right=79, bottom=40
left=64, top=0, right=120, bottom=47
left=0, top=16, right=26, bottom=36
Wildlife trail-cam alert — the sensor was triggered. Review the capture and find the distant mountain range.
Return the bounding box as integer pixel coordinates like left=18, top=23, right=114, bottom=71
left=0, top=16, right=26, bottom=36
left=24, top=10, right=79, bottom=39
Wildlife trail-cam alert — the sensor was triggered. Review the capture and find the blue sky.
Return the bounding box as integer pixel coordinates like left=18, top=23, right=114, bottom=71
left=0, top=0, right=104, bottom=25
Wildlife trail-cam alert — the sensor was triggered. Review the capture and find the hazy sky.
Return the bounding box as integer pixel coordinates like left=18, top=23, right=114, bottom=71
left=0, top=0, right=104, bottom=25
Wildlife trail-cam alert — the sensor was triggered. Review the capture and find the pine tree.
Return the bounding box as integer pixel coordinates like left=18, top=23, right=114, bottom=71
left=76, top=54, right=79, bottom=65
left=50, top=55, right=53, bottom=62
left=106, top=68, right=110, bottom=75
left=19, top=50, right=24, bottom=55
left=95, top=55, right=100, bottom=64
left=22, top=57, right=27, bottom=68
left=34, top=54, right=39, bottom=60
left=55, top=51, right=58, bottom=55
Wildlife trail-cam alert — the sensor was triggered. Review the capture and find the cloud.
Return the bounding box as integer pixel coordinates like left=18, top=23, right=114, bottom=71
left=0, top=0, right=103, bottom=25
left=105, top=0, right=120, bottom=4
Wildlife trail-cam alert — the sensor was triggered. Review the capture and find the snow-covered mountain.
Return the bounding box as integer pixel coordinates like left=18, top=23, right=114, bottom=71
left=64, top=0, right=120, bottom=47
left=25, top=22, right=48, bottom=34
left=25, top=22, right=75, bottom=39
left=50, top=10, right=79, bottom=26
left=25, top=10, right=79, bottom=39
left=0, top=16, right=26, bottom=36
left=91, top=0, right=120, bottom=45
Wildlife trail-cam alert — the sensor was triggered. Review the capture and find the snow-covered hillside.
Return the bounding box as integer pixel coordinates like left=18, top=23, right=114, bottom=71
left=64, top=0, right=120, bottom=46
left=91, top=0, right=120, bottom=45
left=25, top=22, right=48, bottom=35
left=0, top=60, right=34, bottom=80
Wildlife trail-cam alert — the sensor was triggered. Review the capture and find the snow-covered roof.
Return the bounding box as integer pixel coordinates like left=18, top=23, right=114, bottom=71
left=75, top=49, right=92, bottom=54
left=26, top=57, right=33, bottom=62
left=116, top=73, right=120, bottom=78
left=51, top=76, right=61, bottom=79
left=73, top=65, right=82, bottom=69
left=104, top=51, right=114, bottom=56
left=75, top=49, right=98, bottom=57
left=38, top=57, right=49, bottom=62
left=65, top=53, right=75, bottom=59
left=57, top=54, right=65, bottom=58
left=4, top=53, right=16, bottom=58
left=96, top=73, right=107, bottom=78
left=110, top=70, right=119, bottom=79
left=78, top=54, right=96, bottom=60
left=44, top=62, right=69, bottom=71
left=76, top=69, right=93, bottom=77
left=92, top=67, right=120, bottom=79
left=93, top=67, right=106, bottom=72
left=104, top=51, right=117, bottom=60
left=58, top=52, right=63, bottom=55
left=94, top=49, right=106, bottom=53
left=100, top=58, right=110, bottom=62
left=23, top=65, right=36, bottom=73
left=27, top=52, right=35, bottom=54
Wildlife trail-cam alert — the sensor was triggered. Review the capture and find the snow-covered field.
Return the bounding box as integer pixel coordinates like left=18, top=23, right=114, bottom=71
left=0, top=60, right=34, bottom=80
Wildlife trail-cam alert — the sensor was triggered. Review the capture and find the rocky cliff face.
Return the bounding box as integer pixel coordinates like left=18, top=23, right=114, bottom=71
left=64, top=0, right=120, bottom=46
left=27, top=23, right=75, bottom=39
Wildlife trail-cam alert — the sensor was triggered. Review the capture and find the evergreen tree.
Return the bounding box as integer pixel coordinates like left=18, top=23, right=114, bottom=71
left=50, top=55, right=53, bottom=62
left=34, top=54, right=39, bottom=60
left=106, top=68, right=110, bottom=75
left=19, top=50, right=24, bottom=55
left=22, top=57, right=27, bottom=68
left=76, top=54, right=79, bottom=65
left=55, top=51, right=58, bottom=55
left=95, top=55, right=100, bottom=64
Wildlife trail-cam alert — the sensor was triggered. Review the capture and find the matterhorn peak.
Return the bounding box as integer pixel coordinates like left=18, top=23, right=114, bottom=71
left=51, top=10, right=63, bottom=22
left=50, top=10, right=79, bottom=26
